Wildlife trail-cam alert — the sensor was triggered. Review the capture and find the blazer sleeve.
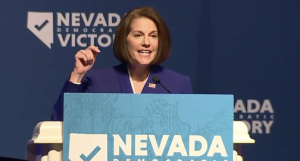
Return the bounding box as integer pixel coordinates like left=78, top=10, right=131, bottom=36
left=51, top=75, right=91, bottom=121
left=183, top=76, right=193, bottom=94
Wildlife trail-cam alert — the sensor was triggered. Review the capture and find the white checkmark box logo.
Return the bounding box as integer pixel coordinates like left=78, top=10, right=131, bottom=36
left=27, top=11, right=54, bottom=49
left=69, top=133, right=108, bottom=161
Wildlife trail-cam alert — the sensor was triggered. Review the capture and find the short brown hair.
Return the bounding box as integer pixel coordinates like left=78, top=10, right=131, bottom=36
left=113, top=6, right=171, bottom=65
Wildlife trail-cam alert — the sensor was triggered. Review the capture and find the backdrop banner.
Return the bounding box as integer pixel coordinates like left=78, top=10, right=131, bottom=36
left=63, top=93, right=234, bottom=161
left=0, top=0, right=299, bottom=161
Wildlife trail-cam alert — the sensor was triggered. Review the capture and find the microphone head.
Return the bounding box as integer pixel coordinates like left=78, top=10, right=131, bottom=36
left=152, top=75, right=160, bottom=83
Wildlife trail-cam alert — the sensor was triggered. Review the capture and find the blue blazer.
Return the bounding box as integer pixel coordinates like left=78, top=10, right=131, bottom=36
left=51, top=63, right=193, bottom=121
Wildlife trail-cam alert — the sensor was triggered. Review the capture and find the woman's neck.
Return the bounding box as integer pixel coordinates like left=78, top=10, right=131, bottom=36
left=128, top=64, right=150, bottom=82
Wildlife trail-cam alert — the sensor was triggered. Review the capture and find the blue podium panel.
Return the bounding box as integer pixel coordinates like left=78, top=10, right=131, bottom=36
left=63, top=93, right=234, bottom=161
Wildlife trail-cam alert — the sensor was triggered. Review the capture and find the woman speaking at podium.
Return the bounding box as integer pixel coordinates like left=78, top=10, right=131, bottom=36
left=52, top=6, right=193, bottom=121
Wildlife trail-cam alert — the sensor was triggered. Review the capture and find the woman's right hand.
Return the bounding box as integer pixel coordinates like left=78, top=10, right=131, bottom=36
left=69, top=46, right=101, bottom=83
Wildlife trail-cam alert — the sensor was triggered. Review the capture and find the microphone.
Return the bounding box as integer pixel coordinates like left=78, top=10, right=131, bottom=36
left=152, top=75, right=171, bottom=93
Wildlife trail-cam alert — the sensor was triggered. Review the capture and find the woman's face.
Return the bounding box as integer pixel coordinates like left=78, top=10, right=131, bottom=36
left=127, top=17, right=158, bottom=66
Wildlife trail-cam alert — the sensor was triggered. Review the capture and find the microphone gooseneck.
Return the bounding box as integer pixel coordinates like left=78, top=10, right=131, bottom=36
left=152, top=75, right=171, bottom=94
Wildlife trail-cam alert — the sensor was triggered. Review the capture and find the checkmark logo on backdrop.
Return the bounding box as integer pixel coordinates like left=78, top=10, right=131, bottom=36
left=80, top=146, right=101, bottom=161
left=35, top=20, right=49, bottom=31
left=27, top=12, right=54, bottom=49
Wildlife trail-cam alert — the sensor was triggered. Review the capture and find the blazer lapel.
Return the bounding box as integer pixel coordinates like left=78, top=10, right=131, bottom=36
left=142, top=65, right=165, bottom=94
left=116, top=63, right=134, bottom=93
left=142, top=72, right=157, bottom=93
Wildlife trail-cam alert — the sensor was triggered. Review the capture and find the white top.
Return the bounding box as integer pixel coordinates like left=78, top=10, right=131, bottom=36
left=128, top=68, right=149, bottom=94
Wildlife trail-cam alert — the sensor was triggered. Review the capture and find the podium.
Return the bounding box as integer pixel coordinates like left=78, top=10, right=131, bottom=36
left=26, top=93, right=255, bottom=161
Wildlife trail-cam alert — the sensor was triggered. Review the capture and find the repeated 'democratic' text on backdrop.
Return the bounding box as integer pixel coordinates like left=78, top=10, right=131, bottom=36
left=235, top=99, right=274, bottom=135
